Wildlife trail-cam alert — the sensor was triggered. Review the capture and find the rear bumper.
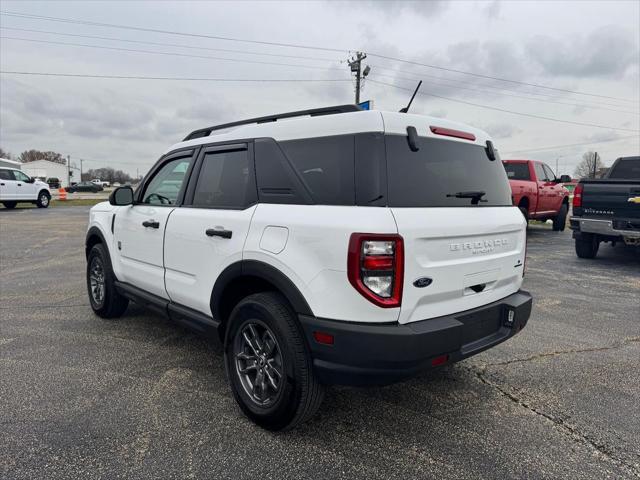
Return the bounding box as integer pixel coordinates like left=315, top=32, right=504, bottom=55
left=570, top=216, right=640, bottom=239
left=298, top=290, right=532, bottom=386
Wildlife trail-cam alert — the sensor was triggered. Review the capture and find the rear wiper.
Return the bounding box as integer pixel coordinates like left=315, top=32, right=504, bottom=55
left=446, top=190, right=487, bottom=205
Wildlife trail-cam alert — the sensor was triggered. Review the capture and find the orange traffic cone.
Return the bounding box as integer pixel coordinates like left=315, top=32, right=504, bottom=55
left=59, top=187, right=67, bottom=201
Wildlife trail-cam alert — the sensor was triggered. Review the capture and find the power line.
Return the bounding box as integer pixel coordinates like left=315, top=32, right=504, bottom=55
left=1, top=36, right=347, bottom=73
left=368, top=79, right=640, bottom=133
left=0, top=10, right=347, bottom=53
left=367, top=53, right=638, bottom=104
left=2, top=10, right=635, bottom=104
left=0, top=70, right=351, bottom=82
left=503, top=135, right=640, bottom=155
left=0, top=26, right=339, bottom=62
left=371, top=71, right=639, bottom=116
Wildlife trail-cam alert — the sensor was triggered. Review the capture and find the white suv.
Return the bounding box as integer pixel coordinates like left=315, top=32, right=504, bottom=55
left=85, top=105, right=532, bottom=430
left=0, top=167, right=51, bottom=208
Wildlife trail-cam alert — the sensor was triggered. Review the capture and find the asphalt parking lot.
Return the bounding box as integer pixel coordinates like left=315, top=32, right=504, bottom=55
left=1, top=207, right=638, bottom=479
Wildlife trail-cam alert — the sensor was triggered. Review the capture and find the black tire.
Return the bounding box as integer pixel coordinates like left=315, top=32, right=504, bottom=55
left=575, top=234, right=600, bottom=259
left=225, top=292, right=324, bottom=431
left=36, top=190, right=51, bottom=208
left=552, top=203, right=568, bottom=231
left=86, top=244, right=129, bottom=318
left=2, top=201, right=17, bottom=209
left=518, top=205, right=529, bottom=226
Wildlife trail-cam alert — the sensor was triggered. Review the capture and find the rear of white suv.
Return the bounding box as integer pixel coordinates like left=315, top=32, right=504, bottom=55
left=85, top=106, right=531, bottom=430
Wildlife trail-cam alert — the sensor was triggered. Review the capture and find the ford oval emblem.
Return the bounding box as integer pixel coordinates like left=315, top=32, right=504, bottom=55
left=413, top=277, right=433, bottom=288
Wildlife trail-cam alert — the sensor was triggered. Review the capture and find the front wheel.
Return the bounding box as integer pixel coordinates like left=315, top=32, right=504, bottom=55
left=225, top=292, right=324, bottom=431
left=87, top=244, right=129, bottom=318
left=552, top=204, right=568, bottom=231
left=36, top=190, right=51, bottom=208
left=575, top=234, right=599, bottom=259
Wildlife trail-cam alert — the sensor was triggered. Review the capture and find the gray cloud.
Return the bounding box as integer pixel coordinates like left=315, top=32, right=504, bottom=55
left=483, top=122, right=521, bottom=140
left=527, top=27, right=640, bottom=78
left=338, top=0, right=450, bottom=18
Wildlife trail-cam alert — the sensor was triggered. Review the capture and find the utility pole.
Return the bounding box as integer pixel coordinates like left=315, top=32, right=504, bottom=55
left=348, top=52, right=370, bottom=104
left=79, top=158, right=84, bottom=181
left=592, top=152, right=599, bottom=178
left=67, top=155, right=71, bottom=188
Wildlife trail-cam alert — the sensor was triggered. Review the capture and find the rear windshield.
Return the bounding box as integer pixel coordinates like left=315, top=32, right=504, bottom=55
left=503, top=162, right=530, bottom=181
left=608, top=157, right=640, bottom=179
left=386, top=135, right=512, bottom=207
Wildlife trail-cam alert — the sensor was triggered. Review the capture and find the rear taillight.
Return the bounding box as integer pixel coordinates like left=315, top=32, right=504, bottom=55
left=347, top=233, right=404, bottom=308
left=573, top=183, right=583, bottom=208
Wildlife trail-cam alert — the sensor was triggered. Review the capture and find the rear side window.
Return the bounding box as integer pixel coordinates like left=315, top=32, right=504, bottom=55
left=503, top=162, right=530, bottom=180
left=192, top=149, right=256, bottom=208
left=0, top=169, right=13, bottom=180
left=278, top=135, right=355, bottom=205
left=609, top=157, right=640, bottom=179
left=386, top=135, right=512, bottom=207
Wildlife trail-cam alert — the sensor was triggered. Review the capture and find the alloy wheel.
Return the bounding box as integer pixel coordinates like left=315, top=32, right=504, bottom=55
left=89, top=257, right=105, bottom=306
left=234, top=321, right=284, bottom=407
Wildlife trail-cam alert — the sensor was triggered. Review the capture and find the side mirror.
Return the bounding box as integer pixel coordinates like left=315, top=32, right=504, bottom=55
left=109, top=186, right=134, bottom=206
left=26, top=176, right=35, bottom=183
left=558, top=175, right=571, bottom=184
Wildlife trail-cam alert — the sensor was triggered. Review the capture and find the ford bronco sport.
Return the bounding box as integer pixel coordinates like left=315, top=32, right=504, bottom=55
left=85, top=105, right=532, bottom=430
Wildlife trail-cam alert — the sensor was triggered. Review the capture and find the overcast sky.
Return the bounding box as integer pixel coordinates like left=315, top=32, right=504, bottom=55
left=1, top=0, right=638, bottom=177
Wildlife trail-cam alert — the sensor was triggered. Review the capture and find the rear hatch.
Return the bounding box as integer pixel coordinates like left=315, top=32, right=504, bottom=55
left=383, top=128, right=526, bottom=325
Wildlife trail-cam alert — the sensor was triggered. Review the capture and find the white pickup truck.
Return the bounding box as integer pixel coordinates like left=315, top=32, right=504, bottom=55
left=91, top=179, right=111, bottom=188
left=0, top=167, right=51, bottom=208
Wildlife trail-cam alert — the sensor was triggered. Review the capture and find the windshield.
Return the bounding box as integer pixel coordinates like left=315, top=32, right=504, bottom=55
left=385, top=135, right=512, bottom=207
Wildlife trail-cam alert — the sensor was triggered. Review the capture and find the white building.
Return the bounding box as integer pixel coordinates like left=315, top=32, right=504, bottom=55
left=0, top=158, right=22, bottom=169
left=20, top=160, right=80, bottom=188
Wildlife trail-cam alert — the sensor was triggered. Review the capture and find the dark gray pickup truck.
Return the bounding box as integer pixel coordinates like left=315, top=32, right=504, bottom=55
left=570, top=156, right=640, bottom=258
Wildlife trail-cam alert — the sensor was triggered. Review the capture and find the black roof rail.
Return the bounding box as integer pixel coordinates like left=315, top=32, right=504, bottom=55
left=182, top=104, right=363, bottom=141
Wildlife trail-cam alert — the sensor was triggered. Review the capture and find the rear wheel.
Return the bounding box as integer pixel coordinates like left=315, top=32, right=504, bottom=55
left=518, top=204, right=529, bottom=227
left=87, top=244, right=129, bottom=318
left=36, top=190, right=51, bottom=208
left=225, top=292, right=324, bottom=431
left=575, top=233, right=599, bottom=259
left=552, top=204, right=568, bottom=231
left=2, top=201, right=17, bottom=209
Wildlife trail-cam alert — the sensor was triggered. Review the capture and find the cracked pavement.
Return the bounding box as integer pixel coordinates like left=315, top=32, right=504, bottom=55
left=1, top=207, right=639, bottom=479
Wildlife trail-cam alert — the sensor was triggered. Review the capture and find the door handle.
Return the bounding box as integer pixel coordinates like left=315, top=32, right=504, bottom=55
left=206, top=228, right=232, bottom=239
left=142, top=220, right=160, bottom=229
left=17, top=183, right=22, bottom=187
left=0, top=183, right=4, bottom=186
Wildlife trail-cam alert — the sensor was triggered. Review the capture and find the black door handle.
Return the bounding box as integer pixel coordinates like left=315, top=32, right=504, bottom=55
left=142, top=220, right=160, bottom=229
left=17, top=183, right=22, bottom=187
left=206, top=228, right=232, bottom=239
left=0, top=183, right=4, bottom=186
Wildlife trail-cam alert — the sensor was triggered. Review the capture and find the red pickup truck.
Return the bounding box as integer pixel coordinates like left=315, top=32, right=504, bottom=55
left=502, top=159, right=571, bottom=231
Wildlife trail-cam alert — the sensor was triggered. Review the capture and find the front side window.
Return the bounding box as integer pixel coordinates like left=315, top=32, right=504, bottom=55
left=192, top=149, right=254, bottom=208
left=543, top=164, right=556, bottom=181
left=13, top=170, right=30, bottom=182
left=534, top=163, right=549, bottom=182
left=142, top=157, right=191, bottom=205
left=503, top=162, right=530, bottom=181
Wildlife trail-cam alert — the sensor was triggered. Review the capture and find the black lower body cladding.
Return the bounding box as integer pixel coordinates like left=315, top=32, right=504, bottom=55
left=299, top=290, right=532, bottom=386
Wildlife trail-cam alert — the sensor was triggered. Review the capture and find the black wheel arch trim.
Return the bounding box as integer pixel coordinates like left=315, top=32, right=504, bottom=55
left=211, top=260, right=314, bottom=321
left=85, top=226, right=110, bottom=260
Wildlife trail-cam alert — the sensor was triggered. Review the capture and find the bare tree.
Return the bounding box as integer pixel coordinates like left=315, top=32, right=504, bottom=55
left=84, top=167, right=133, bottom=184
left=19, top=149, right=66, bottom=165
left=0, top=147, right=12, bottom=159
left=574, top=151, right=606, bottom=179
